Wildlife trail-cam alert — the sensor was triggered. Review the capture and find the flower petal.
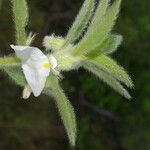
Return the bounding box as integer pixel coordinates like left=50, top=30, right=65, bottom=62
left=22, top=63, right=50, bottom=97
left=11, top=45, right=51, bottom=96
left=10, top=45, right=34, bottom=61
left=23, top=48, right=51, bottom=97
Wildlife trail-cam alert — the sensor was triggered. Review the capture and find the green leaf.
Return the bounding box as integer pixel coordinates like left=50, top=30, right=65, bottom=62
left=64, top=0, right=95, bottom=46
left=0, top=56, right=26, bottom=86
left=86, top=55, right=133, bottom=87
left=44, top=75, right=77, bottom=147
left=89, top=0, right=110, bottom=27
left=12, top=0, right=29, bottom=45
left=0, top=56, right=21, bottom=68
left=4, top=66, right=27, bottom=87
left=88, top=34, right=123, bottom=57
left=74, top=0, right=121, bottom=56
left=82, top=61, right=131, bottom=99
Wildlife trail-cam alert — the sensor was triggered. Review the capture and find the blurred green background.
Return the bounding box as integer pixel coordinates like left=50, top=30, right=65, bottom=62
left=0, top=0, right=149, bottom=149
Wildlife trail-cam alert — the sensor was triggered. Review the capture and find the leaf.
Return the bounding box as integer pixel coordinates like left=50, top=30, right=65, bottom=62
left=74, top=0, right=121, bottom=56
left=86, top=55, right=133, bottom=87
left=0, top=56, right=26, bottom=86
left=81, top=60, right=131, bottom=99
left=88, top=34, right=123, bottom=57
left=0, top=56, right=21, bottom=68
left=4, top=66, right=27, bottom=87
left=64, top=0, right=95, bottom=46
left=12, top=0, right=29, bottom=45
left=89, top=0, right=110, bottom=27
left=44, top=75, right=77, bottom=147
left=101, top=34, right=123, bottom=54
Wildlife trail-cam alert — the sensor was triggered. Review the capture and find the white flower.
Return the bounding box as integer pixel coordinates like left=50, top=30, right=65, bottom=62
left=10, top=45, right=57, bottom=97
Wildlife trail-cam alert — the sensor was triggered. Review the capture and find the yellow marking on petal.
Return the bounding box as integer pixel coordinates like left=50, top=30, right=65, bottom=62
left=43, top=62, right=52, bottom=68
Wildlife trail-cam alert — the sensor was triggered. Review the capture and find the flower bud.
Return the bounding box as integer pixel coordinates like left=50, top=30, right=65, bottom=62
left=43, top=34, right=65, bottom=51
left=22, top=85, right=32, bottom=99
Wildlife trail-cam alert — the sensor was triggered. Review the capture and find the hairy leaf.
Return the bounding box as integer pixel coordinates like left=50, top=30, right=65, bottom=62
left=82, top=60, right=131, bottom=99
left=12, top=0, right=29, bottom=45
left=64, top=0, right=95, bottom=46
left=89, top=0, right=110, bottom=27
left=74, top=0, right=121, bottom=56
left=44, top=75, right=77, bottom=147
left=88, top=34, right=123, bottom=57
left=87, top=55, right=133, bottom=87
left=4, top=66, right=27, bottom=87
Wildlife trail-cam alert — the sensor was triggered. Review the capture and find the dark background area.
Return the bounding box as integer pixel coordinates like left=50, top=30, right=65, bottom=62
left=0, top=0, right=149, bottom=149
